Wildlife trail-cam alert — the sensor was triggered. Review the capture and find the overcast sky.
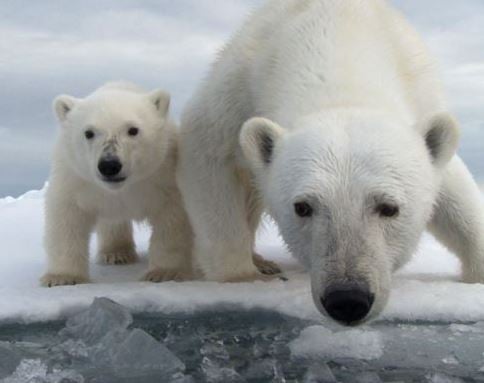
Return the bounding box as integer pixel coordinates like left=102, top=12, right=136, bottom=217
left=0, top=0, right=483, bottom=197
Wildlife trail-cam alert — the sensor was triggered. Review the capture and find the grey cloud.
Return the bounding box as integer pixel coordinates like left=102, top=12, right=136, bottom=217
left=0, top=0, right=263, bottom=197
left=0, top=0, right=483, bottom=197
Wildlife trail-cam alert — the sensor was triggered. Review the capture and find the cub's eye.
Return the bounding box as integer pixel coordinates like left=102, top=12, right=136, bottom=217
left=128, top=127, right=139, bottom=137
left=294, top=202, right=313, bottom=218
left=84, top=130, right=95, bottom=140
left=377, top=203, right=400, bottom=218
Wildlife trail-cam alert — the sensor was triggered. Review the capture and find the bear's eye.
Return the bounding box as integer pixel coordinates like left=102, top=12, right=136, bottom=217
left=294, top=202, right=313, bottom=218
left=377, top=203, right=400, bottom=218
left=128, top=127, right=139, bottom=137
left=84, top=130, right=95, bottom=140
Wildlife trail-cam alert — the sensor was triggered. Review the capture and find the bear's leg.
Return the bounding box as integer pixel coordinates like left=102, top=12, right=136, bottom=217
left=178, top=160, right=266, bottom=282
left=41, top=196, right=94, bottom=287
left=143, top=190, right=193, bottom=283
left=428, top=156, right=484, bottom=283
left=252, top=252, right=282, bottom=275
left=96, top=220, right=138, bottom=265
left=243, top=174, right=282, bottom=275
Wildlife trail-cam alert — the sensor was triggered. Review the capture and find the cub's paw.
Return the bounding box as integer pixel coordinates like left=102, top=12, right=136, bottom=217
left=253, top=253, right=282, bottom=275
left=98, top=251, right=138, bottom=265
left=142, top=268, right=191, bottom=283
left=41, top=273, right=89, bottom=287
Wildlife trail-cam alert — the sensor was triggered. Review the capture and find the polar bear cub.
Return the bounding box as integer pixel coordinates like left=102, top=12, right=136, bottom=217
left=41, top=82, right=193, bottom=287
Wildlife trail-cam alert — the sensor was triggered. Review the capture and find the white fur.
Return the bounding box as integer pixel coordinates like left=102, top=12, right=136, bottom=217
left=177, top=0, right=484, bottom=321
left=42, top=82, right=193, bottom=286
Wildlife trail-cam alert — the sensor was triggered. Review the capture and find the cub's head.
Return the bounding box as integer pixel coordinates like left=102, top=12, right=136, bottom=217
left=240, top=111, right=459, bottom=325
left=53, top=84, right=171, bottom=191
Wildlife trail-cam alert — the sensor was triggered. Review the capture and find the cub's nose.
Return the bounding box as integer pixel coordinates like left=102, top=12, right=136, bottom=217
left=321, top=283, right=374, bottom=325
left=98, top=157, right=123, bottom=177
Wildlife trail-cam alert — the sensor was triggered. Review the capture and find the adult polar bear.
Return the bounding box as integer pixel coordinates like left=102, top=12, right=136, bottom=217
left=178, top=0, right=484, bottom=325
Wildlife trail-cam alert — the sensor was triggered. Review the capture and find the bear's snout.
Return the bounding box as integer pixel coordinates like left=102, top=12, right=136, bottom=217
left=321, top=283, right=374, bottom=325
left=98, top=157, right=123, bottom=179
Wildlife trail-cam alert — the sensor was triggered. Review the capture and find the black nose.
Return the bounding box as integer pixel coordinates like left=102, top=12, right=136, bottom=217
left=98, top=158, right=122, bottom=177
left=321, top=284, right=374, bottom=325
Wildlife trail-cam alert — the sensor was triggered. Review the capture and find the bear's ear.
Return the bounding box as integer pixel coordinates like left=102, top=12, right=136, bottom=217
left=422, top=112, right=460, bottom=168
left=148, top=89, right=171, bottom=117
left=240, top=117, right=286, bottom=169
left=53, top=95, right=79, bottom=123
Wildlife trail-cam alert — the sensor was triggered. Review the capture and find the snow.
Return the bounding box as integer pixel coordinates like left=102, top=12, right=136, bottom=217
left=289, top=326, right=384, bottom=361
left=0, top=186, right=484, bottom=325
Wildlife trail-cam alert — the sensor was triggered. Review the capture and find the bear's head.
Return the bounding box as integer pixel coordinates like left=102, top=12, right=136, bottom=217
left=53, top=86, right=171, bottom=191
left=240, top=110, right=459, bottom=325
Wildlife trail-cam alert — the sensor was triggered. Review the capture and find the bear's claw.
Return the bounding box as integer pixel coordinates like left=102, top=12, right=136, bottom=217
left=41, top=273, right=90, bottom=287
left=142, top=268, right=191, bottom=283
left=253, top=253, right=282, bottom=275
left=98, top=251, right=138, bottom=265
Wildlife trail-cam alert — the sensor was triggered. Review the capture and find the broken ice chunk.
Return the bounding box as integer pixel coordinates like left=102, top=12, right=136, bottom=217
left=111, top=329, right=185, bottom=376
left=289, top=326, right=384, bottom=361
left=60, top=298, right=133, bottom=345
left=54, top=339, right=89, bottom=360
left=245, top=359, right=277, bottom=381
left=2, top=359, right=84, bottom=383
left=170, top=372, right=196, bottom=383
left=88, top=328, right=129, bottom=366
left=441, top=355, right=459, bottom=365
left=200, top=341, right=230, bottom=362
left=426, top=372, right=465, bottom=383
left=245, top=359, right=286, bottom=382
left=46, top=368, right=85, bottom=383
left=201, top=357, right=245, bottom=383
left=354, top=372, right=383, bottom=383
left=2, top=359, right=47, bottom=383
left=269, top=360, right=286, bottom=383
left=303, top=363, right=336, bottom=383
left=0, top=344, right=21, bottom=379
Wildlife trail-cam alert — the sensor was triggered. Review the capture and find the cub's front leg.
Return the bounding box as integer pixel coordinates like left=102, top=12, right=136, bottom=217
left=143, top=189, right=193, bottom=283
left=96, top=220, right=138, bottom=265
left=41, top=190, right=95, bottom=287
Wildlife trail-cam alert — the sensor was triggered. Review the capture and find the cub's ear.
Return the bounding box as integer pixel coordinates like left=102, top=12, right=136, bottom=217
left=422, top=112, right=460, bottom=168
left=148, top=89, right=171, bottom=117
left=240, top=117, right=286, bottom=169
left=53, top=95, right=79, bottom=123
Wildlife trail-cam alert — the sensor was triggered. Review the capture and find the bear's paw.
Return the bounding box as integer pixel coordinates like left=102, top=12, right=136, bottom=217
left=253, top=253, right=282, bottom=275
left=98, top=251, right=138, bottom=266
left=142, top=268, right=191, bottom=283
left=41, top=273, right=90, bottom=287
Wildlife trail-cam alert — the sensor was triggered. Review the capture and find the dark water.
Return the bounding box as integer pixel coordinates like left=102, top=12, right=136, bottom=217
left=1, top=308, right=484, bottom=383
